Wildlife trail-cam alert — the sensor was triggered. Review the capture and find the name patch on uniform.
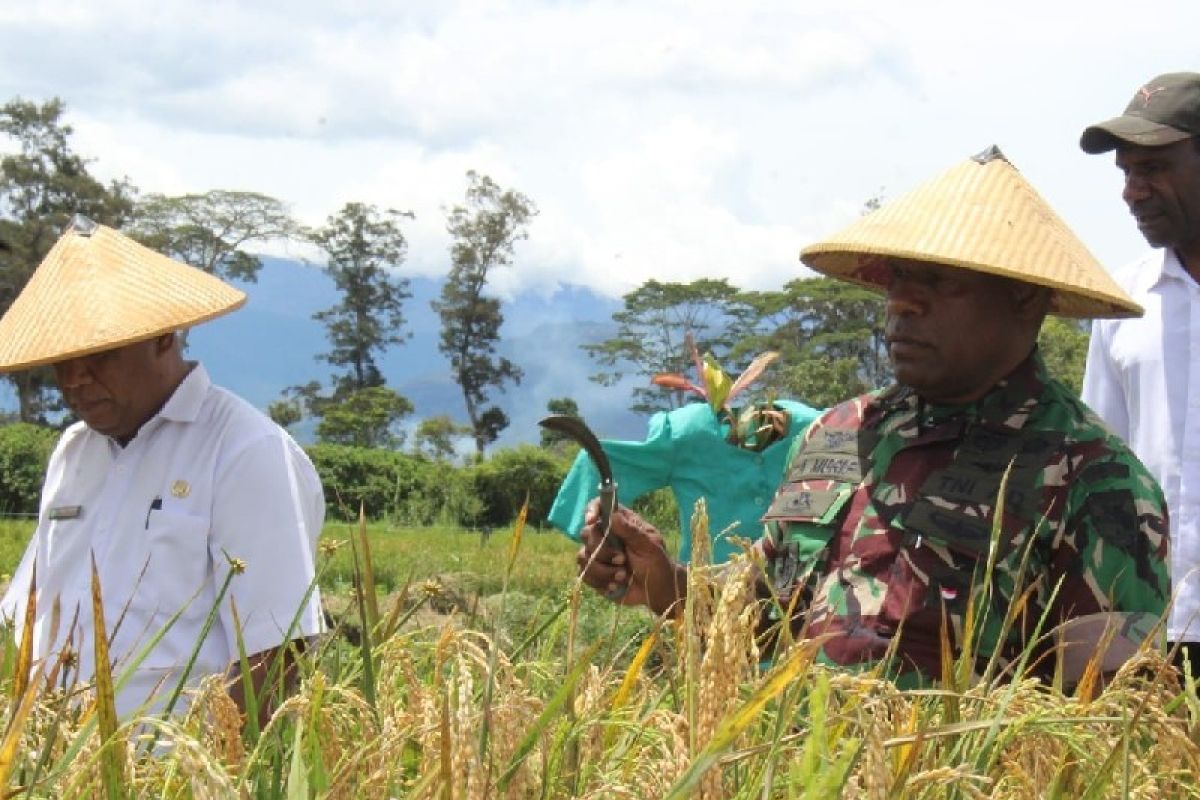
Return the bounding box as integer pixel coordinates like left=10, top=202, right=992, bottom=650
left=48, top=505, right=82, bottom=520
left=788, top=454, right=863, bottom=484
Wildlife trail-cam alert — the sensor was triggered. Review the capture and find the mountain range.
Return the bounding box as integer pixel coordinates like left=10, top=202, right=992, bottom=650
left=184, top=257, right=650, bottom=450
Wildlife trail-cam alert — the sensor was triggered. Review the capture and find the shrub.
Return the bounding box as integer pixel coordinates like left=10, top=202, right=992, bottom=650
left=306, top=443, right=480, bottom=525
left=306, top=442, right=569, bottom=527
left=469, top=444, right=569, bottom=527
left=0, top=423, right=60, bottom=515
left=631, top=487, right=680, bottom=538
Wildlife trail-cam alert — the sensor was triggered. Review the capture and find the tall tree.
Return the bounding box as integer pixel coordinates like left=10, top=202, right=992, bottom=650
left=0, top=97, right=135, bottom=422
left=583, top=278, right=742, bottom=414
left=311, top=202, right=413, bottom=395
left=129, top=190, right=300, bottom=282
left=433, top=171, right=536, bottom=455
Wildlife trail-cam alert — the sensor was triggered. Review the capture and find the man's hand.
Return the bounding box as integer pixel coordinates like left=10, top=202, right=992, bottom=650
left=227, top=640, right=305, bottom=731
left=577, top=500, right=686, bottom=617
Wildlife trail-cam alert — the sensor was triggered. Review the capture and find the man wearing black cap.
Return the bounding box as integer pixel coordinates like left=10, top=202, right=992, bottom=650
left=1080, top=71, right=1200, bottom=673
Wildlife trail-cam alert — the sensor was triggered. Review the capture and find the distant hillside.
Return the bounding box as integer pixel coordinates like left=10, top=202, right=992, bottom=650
left=186, top=257, right=650, bottom=448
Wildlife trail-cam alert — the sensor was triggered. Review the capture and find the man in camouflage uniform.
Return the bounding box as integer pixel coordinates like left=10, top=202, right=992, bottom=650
left=576, top=147, right=1170, bottom=686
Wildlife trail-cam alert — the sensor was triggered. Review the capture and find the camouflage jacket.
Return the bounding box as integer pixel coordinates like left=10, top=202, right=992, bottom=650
left=759, top=352, right=1169, bottom=685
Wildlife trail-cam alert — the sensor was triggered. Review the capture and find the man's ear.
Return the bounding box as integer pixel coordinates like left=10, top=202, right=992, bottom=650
left=1010, top=283, right=1052, bottom=322
left=154, top=332, right=179, bottom=355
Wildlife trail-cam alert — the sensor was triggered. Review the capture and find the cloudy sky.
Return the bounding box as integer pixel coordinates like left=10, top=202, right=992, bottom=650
left=1, top=0, right=1196, bottom=301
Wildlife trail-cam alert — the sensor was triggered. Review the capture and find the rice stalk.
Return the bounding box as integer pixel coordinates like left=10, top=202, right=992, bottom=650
left=88, top=553, right=124, bottom=800
left=480, top=496, right=528, bottom=785
left=7, top=565, right=35, bottom=717
left=355, top=503, right=380, bottom=635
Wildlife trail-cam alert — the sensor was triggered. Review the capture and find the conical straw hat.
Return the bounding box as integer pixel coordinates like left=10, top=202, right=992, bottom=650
left=0, top=217, right=246, bottom=372
left=799, top=147, right=1142, bottom=319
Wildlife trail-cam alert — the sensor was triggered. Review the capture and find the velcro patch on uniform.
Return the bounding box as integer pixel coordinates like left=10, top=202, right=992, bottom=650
left=960, top=426, right=1013, bottom=456
left=802, top=428, right=861, bottom=456
left=763, top=487, right=846, bottom=523
left=788, top=453, right=864, bottom=484
left=920, top=466, right=1005, bottom=507
left=903, top=501, right=991, bottom=558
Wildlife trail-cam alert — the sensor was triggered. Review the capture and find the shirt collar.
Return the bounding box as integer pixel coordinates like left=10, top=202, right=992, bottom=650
left=888, top=350, right=1047, bottom=434
left=155, top=362, right=210, bottom=424
left=1142, top=248, right=1189, bottom=293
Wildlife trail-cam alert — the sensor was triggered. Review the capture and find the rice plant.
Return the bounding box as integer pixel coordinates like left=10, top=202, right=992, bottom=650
left=0, top=504, right=1197, bottom=798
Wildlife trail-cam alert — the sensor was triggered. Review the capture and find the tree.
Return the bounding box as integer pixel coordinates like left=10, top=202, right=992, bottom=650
left=773, top=357, right=868, bottom=410
left=311, top=202, right=413, bottom=395
left=433, top=171, right=536, bottom=455
left=0, top=97, right=135, bottom=422
left=583, top=278, right=743, bottom=415
left=413, top=415, right=473, bottom=461
left=314, top=385, right=413, bottom=449
left=1038, top=316, right=1090, bottom=395
left=735, top=277, right=889, bottom=402
left=128, top=190, right=300, bottom=283
left=540, top=397, right=581, bottom=449
left=730, top=193, right=890, bottom=406
left=267, top=397, right=303, bottom=430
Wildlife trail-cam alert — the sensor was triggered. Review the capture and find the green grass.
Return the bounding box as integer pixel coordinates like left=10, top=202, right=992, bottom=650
left=0, top=517, right=681, bottom=600
left=0, top=518, right=581, bottom=595
left=316, top=521, right=581, bottom=597
left=0, top=519, right=32, bottom=585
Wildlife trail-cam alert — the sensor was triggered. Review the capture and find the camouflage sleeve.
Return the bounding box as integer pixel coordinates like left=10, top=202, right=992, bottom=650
left=1051, top=451, right=1170, bottom=643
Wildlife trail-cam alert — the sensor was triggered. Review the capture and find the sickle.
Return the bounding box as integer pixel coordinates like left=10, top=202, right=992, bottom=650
left=539, top=414, right=628, bottom=600
left=538, top=415, right=619, bottom=544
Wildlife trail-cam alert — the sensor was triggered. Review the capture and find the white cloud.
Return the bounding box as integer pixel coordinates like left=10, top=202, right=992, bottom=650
left=2, top=0, right=1198, bottom=303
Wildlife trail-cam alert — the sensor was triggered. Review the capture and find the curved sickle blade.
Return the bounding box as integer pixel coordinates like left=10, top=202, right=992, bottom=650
left=539, top=415, right=613, bottom=485
left=539, top=414, right=626, bottom=582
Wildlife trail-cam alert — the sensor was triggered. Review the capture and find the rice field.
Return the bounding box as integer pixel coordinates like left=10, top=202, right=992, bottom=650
left=1, top=511, right=1199, bottom=798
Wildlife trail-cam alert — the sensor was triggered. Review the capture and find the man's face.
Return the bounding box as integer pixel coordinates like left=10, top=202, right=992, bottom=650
left=54, top=338, right=168, bottom=442
left=1116, top=138, right=1200, bottom=252
left=883, top=260, right=1035, bottom=404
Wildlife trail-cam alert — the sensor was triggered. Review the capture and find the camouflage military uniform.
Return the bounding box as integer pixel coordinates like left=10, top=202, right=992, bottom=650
left=759, top=352, right=1170, bottom=685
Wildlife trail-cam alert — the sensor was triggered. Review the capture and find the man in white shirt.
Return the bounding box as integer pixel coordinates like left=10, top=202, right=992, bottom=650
left=1080, top=71, right=1200, bottom=673
left=0, top=217, right=325, bottom=723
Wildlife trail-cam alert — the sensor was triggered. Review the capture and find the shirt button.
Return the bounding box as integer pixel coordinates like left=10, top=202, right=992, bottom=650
left=754, top=497, right=764, bottom=506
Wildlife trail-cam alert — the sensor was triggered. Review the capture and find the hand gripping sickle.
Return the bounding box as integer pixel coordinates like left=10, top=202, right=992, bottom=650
left=538, top=415, right=628, bottom=600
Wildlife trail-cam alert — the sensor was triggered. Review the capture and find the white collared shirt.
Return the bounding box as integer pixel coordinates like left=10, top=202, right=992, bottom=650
left=0, top=364, right=324, bottom=717
left=1082, top=249, right=1200, bottom=642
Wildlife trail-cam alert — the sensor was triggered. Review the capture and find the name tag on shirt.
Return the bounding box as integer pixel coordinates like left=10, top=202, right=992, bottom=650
left=48, top=505, right=83, bottom=520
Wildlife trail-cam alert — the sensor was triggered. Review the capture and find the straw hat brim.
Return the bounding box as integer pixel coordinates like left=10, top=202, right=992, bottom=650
left=0, top=223, right=246, bottom=372
left=799, top=149, right=1143, bottom=320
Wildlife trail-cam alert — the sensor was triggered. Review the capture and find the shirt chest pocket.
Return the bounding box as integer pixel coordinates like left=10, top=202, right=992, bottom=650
left=762, top=482, right=857, bottom=595
left=127, top=511, right=211, bottom=619
left=893, top=500, right=993, bottom=615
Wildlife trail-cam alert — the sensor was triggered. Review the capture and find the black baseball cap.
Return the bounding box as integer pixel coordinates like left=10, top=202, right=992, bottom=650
left=1080, top=72, right=1200, bottom=154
